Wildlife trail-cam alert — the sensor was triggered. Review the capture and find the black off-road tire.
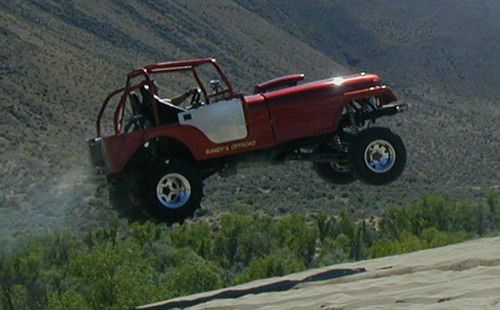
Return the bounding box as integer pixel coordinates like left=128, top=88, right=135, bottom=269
left=141, top=158, right=203, bottom=222
left=348, top=127, right=406, bottom=185
left=108, top=169, right=149, bottom=221
left=313, top=157, right=356, bottom=185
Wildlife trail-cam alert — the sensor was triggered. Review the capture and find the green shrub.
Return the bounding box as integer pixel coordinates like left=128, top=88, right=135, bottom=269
left=487, top=191, right=500, bottom=229
left=170, top=221, right=213, bottom=259
left=338, top=210, right=355, bottom=239
left=379, top=196, right=495, bottom=239
left=275, top=214, right=318, bottom=267
left=212, top=213, right=257, bottom=267
left=316, top=237, right=350, bottom=267
left=47, top=289, right=90, bottom=310
left=212, top=213, right=275, bottom=268
left=366, top=231, right=427, bottom=258
left=128, top=221, right=166, bottom=245
left=365, top=228, right=470, bottom=259
left=313, top=212, right=333, bottom=241
left=233, top=253, right=304, bottom=285
left=420, top=227, right=469, bottom=247
left=164, top=254, right=223, bottom=296
left=63, top=240, right=169, bottom=309
left=0, top=252, right=16, bottom=310
left=0, top=195, right=497, bottom=309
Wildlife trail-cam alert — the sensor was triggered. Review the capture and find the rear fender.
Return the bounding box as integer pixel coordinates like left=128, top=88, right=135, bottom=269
left=101, top=130, right=197, bottom=175
left=100, top=131, right=144, bottom=175
left=138, top=136, right=196, bottom=164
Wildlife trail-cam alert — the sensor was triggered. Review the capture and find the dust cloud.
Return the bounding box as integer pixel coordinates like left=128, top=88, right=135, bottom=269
left=0, top=165, right=114, bottom=239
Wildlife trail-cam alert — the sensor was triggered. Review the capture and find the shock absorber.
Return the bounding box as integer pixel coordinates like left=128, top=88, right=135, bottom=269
left=334, top=135, right=343, bottom=150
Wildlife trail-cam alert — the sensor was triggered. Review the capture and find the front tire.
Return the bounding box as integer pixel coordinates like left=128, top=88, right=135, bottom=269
left=141, top=158, right=203, bottom=222
left=348, top=127, right=406, bottom=185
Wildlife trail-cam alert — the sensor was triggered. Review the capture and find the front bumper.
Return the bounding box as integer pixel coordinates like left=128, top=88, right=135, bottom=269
left=87, top=137, right=108, bottom=175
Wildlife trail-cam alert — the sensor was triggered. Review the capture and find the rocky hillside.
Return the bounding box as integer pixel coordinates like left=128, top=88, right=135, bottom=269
left=0, top=0, right=498, bottom=235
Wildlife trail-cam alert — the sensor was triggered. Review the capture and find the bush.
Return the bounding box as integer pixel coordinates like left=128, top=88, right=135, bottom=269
left=366, top=228, right=470, bottom=259
left=61, top=240, right=169, bottom=309
left=0, top=194, right=498, bottom=309
left=380, top=196, right=496, bottom=238
left=366, top=231, right=427, bottom=258
left=316, top=237, right=350, bottom=267
left=233, top=253, right=304, bottom=285
left=420, top=227, right=469, bottom=248
left=170, top=221, right=213, bottom=259
left=164, top=253, right=223, bottom=296
left=212, top=213, right=258, bottom=267
left=275, top=214, right=318, bottom=267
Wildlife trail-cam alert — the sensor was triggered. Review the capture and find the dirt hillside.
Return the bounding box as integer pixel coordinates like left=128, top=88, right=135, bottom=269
left=0, top=1, right=498, bottom=236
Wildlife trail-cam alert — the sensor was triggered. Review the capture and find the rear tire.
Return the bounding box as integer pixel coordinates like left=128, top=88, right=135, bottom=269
left=109, top=169, right=149, bottom=221
left=141, top=158, right=203, bottom=222
left=313, top=155, right=356, bottom=185
left=348, top=127, right=406, bottom=185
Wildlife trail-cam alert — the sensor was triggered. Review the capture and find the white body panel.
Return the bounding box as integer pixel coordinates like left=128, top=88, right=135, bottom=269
left=178, top=99, right=248, bottom=144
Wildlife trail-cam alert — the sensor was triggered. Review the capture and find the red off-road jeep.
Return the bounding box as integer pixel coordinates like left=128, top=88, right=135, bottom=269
left=88, top=58, right=407, bottom=221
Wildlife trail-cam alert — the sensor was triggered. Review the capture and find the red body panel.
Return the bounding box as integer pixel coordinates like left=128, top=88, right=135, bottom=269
left=263, top=74, right=382, bottom=143
left=141, top=95, right=276, bottom=161
left=92, top=58, right=398, bottom=176
left=102, top=131, right=144, bottom=174
left=101, top=95, right=276, bottom=174
left=264, top=81, right=342, bottom=143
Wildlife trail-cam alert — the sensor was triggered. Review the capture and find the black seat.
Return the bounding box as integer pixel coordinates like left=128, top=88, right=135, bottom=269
left=140, top=86, right=182, bottom=126
left=128, top=92, right=143, bottom=115
left=123, top=91, right=152, bottom=132
left=155, top=94, right=186, bottom=124
left=139, top=87, right=153, bottom=112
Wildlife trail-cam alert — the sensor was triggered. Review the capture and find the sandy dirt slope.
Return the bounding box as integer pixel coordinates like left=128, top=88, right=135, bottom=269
left=139, top=236, right=500, bottom=309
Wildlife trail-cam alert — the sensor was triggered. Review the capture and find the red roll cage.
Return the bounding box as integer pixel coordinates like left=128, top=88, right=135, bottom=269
left=96, top=58, right=235, bottom=137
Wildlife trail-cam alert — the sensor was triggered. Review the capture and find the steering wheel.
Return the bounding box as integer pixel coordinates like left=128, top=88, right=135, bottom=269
left=124, top=115, right=152, bottom=132
left=208, top=88, right=230, bottom=99
left=189, top=88, right=202, bottom=108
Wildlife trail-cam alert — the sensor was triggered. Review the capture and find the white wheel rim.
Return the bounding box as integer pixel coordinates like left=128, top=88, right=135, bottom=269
left=363, top=139, right=396, bottom=173
left=156, top=173, right=191, bottom=209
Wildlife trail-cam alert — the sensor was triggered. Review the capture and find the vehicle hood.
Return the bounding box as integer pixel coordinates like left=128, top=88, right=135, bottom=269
left=262, top=73, right=381, bottom=99
left=331, top=73, right=381, bottom=90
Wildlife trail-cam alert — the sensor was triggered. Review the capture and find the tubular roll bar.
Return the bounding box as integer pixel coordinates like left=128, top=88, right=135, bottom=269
left=95, top=58, right=235, bottom=137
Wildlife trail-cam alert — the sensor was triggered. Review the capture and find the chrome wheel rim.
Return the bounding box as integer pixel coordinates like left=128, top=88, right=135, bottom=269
left=364, top=140, right=396, bottom=173
left=156, top=173, right=191, bottom=209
